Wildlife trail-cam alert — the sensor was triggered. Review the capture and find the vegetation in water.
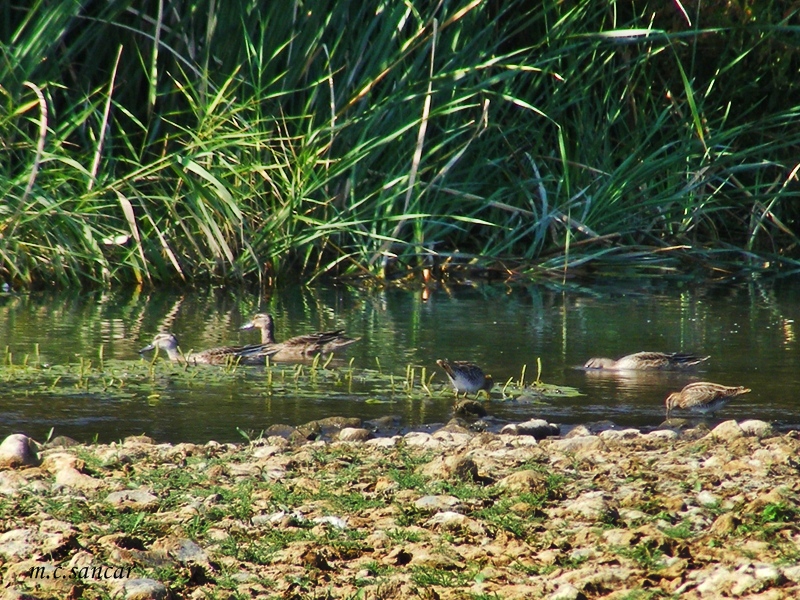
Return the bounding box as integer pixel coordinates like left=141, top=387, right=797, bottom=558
left=1, top=1, right=799, bottom=288
left=1, top=343, right=575, bottom=415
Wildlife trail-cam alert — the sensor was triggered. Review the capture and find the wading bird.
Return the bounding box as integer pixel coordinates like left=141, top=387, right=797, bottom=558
left=436, top=359, right=493, bottom=398
left=665, top=381, right=751, bottom=419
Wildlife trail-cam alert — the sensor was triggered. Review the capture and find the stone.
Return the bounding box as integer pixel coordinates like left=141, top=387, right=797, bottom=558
left=426, top=511, right=485, bottom=535
left=548, top=583, right=585, bottom=600
left=709, top=512, right=739, bottom=536
left=500, top=419, right=559, bottom=439
left=495, top=470, right=548, bottom=495
left=454, top=399, right=488, bottom=418
left=106, top=489, right=160, bottom=511
left=337, top=427, right=372, bottom=442
left=111, top=578, right=168, bottom=599
left=152, top=537, right=210, bottom=564
left=0, top=529, right=36, bottom=560
left=564, top=491, right=614, bottom=521
left=403, top=431, right=441, bottom=448
left=645, top=429, right=679, bottom=442
left=740, top=419, right=774, bottom=438
left=413, top=495, right=461, bottom=512
left=709, top=420, right=744, bottom=441
left=598, top=428, right=641, bottom=441
left=0, top=434, right=40, bottom=468
left=419, top=453, right=479, bottom=482
left=548, top=436, right=605, bottom=456
left=54, top=467, right=104, bottom=491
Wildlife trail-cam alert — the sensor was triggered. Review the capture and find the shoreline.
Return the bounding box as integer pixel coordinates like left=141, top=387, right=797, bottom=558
left=2, top=418, right=799, bottom=599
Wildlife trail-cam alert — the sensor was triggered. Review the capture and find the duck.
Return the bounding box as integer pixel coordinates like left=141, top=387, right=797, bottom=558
left=436, top=359, right=493, bottom=398
left=239, top=313, right=358, bottom=360
left=139, top=332, right=277, bottom=366
left=583, top=351, right=709, bottom=371
left=665, top=381, right=751, bottom=419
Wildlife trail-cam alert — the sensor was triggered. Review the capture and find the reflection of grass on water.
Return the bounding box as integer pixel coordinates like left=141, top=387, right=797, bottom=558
left=1, top=346, right=582, bottom=407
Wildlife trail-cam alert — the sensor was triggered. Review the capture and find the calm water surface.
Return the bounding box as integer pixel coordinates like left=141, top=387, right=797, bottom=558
left=1, top=278, right=799, bottom=443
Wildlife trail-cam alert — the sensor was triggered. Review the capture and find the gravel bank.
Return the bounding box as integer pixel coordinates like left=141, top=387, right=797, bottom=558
left=1, top=418, right=799, bottom=599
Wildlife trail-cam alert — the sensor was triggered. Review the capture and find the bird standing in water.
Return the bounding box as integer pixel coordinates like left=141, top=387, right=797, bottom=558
left=436, top=359, right=493, bottom=398
left=665, top=381, right=751, bottom=419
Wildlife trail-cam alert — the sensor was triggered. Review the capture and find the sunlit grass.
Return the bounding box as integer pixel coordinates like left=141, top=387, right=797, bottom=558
left=1, top=1, right=799, bottom=288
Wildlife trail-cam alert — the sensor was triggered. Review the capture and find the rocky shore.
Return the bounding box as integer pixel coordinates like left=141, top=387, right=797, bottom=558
left=1, top=417, right=799, bottom=599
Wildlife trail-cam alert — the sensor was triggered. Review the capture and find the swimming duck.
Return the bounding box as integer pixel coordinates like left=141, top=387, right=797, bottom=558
left=436, top=359, right=493, bottom=398
left=665, top=381, right=751, bottom=419
left=583, top=351, right=709, bottom=371
left=139, top=332, right=276, bottom=366
left=239, top=313, right=358, bottom=360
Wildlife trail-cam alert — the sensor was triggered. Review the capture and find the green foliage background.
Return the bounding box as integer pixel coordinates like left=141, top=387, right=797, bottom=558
left=2, top=0, right=799, bottom=287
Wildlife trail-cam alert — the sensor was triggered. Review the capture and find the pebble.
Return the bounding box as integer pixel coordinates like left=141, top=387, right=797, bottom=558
left=111, top=578, right=168, bottom=599
left=0, top=434, right=40, bottom=468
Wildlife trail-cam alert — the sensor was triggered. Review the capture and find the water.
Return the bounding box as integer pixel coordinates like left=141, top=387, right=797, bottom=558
left=1, top=278, right=798, bottom=444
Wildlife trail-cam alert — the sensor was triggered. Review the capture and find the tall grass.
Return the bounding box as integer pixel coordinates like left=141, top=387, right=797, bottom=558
left=1, top=0, right=799, bottom=288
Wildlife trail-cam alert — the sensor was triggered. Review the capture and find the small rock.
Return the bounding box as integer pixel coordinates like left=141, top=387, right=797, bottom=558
left=263, top=424, right=297, bottom=439
left=740, top=420, right=773, bottom=438
left=454, top=399, right=487, bottom=418
left=695, top=566, right=736, bottom=595
left=403, top=432, right=440, bottom=449
left=645, top=429, right=679, bottom=442
left=106, top=489, right=160, bottom=511
left=783, top=565, right=800, bottom=583
left=710, top=420, right=744, bottom=442
left=500, top=419, right=559, bottom=439
left=45, top=435, right=80, bottom=448
left=153, top=537, right=209, bottom=564
left=111, top=577, right=168, bottom=599
left=365, top=436, right=400, bottom=448
left=364, top=415, right=402, bottom=434
left=0, top=529, right=36, bottom=560
left=709, top=512, right=739, bottom=536
left=565, top=491, right=615, bottom=521
left=495, top=470, right=548, bottom=495
left=414, top=495, right=460, bottom=512
left=564, top=425, right=592, bottom=438
left=696, top=490, right=719, bottom=507
left=548, top=583, right=586, bottom=600
left=312, top=516, right=348, bottom=530
left=549, top=436, right=604, bottom=456
left=425, top=511, right=484, bottom=535
left=598, top=428, right=641, bottom=441
left=419, top=453, right=479, bottom=482
left=337, top=428, right=372, bottom=442
left=124, top=435, right=156, bottom=446
left=54, top=467, right=104, bottom=491
left=0, top=434, right=41, bottom=468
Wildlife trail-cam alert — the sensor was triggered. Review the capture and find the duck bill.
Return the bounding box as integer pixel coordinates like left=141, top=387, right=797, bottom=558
left=139, top=344, right=155, bottom=353
left=239, top=321, right=255, bottom=331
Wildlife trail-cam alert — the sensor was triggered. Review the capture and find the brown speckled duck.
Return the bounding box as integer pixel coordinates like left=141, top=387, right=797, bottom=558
left=665, top=381, right=751, bottom=419
left=584, top=351, right=709, bottom=371
left=139, top=332, right=277, bottom=366
left=240, top=313, right=359, bottom=360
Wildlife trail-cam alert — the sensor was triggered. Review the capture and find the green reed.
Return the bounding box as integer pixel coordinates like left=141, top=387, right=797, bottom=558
left=1, top=1, right=798, bottom=288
